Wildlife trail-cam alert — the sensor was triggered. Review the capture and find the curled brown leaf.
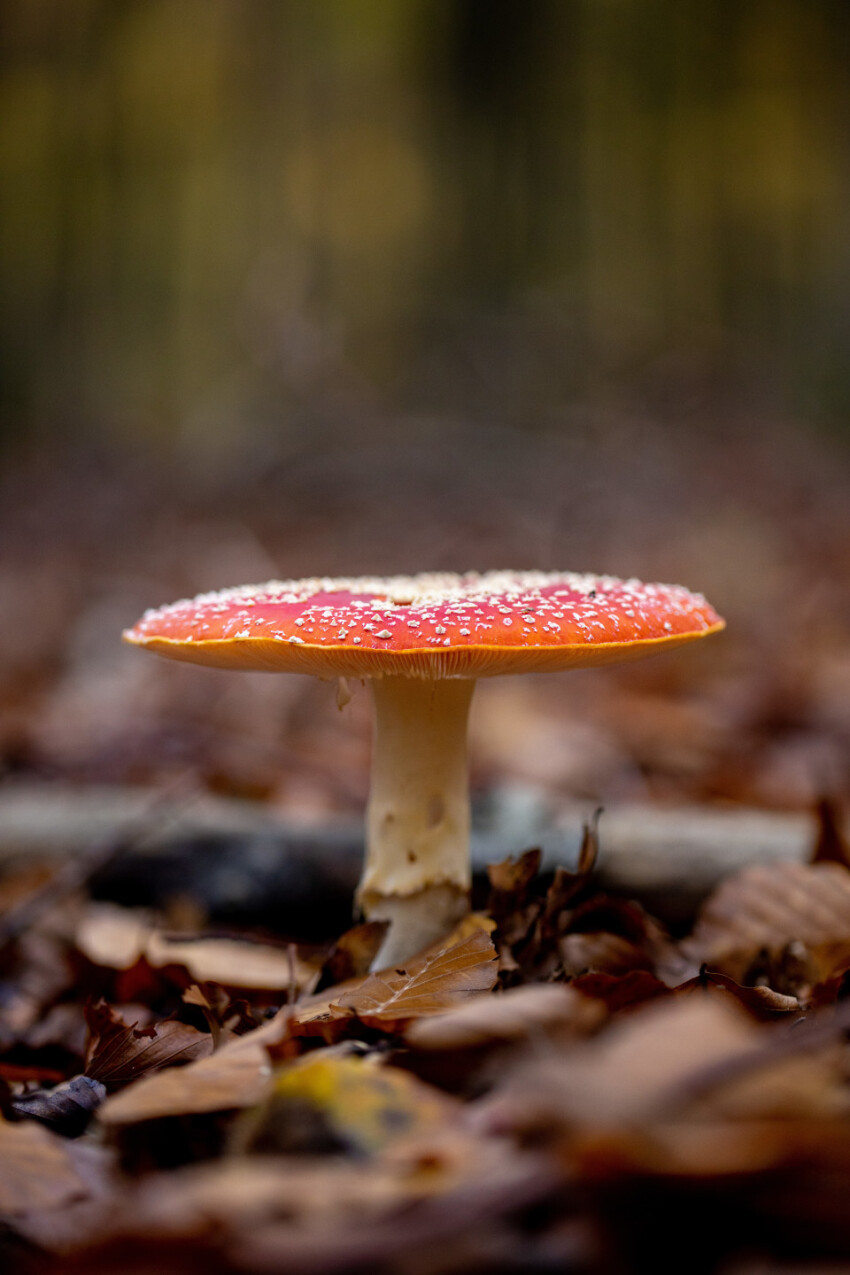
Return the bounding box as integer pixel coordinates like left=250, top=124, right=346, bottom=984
left=681, top=862, right=850, bottom=985
left=96, top=1010, right=290, bottom=1126
left=84, top=1000, right=213, bottom=1090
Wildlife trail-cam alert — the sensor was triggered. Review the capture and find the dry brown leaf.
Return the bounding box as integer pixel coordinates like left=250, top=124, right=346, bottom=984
left=181, top=983, right=259, bottom=1046
left=572, top=1117, right=825, bottom=1179
left=338, top=928, right=498, bottom=1032
left=84, top=1000, right=213, bottom=1090
left=405, top=982, right=603, bottom=1051
left=480, top=997, right=761, bottom=1135
left=674, top=970, right=800, bottom=1020
left=74, top=904, right=150, bottom=971
left=1, top=930, right=77, bottom=1045
left=315, top=920, right=390, bottom=989
left=486, top=848, right=542, bottom=906
left=76, top=902, right=316, bottom=993
left=52, top=1131, right=541, bottom=1267
left=807, top=964, right=850, bottom=1008
left=487, top=820, right=635, bottom=982
left=570, top=969, right=671, bottom=1014
left=698, top=1048, right=850, bottom=1123
left=567, top=894, right=669, bottom=952
left=559, top=931, right=655, bottom=978
left=486, top=849, right=543, bottom=951
left=0, top=1114, right=94, bottom=1216
left=112, top=1156, right=435, bottom=1235
left=292, top=929, right=498, bottom=1038
left=433, top=911, right=497, bottom=947
left=288, top=990, right=356, bottom=1038
left=681, top=862, right=850, bottom=983
left=96, top=1010, right=289, bottom=1126
left=146, top=933, right=315, bottom=994
left=811, top=796, right=850, bottom=868
left=96, top=1040, right=272, bottom=1126
left=234, top=1138, right=554, bottom=1275
left=481, top=995, right=850, bottom=1181
left=488, top=811, right=597, bottom=935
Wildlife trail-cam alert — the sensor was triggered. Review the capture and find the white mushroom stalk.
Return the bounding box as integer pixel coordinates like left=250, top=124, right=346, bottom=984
left=360, top=676, right=475, bottom=966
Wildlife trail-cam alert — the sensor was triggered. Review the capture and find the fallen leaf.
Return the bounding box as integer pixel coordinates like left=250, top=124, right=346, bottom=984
left=811, top=795, right=850, bottom=868
left=96, top=1010, right=289, bottom=1126
left=405, top=983, right=604, bottom=1050
left=559, top=931, right=654, bottom=978
left=480, top=997, right=760, bottom=1135
left=737, top=939, right=812, bottom=999
left=10, top=1075, right=106, bottom=1136
left=75, top=903, right=316, bottom=994
left=567, top=894, right=669, bottom=951
left=96, top=1041, right=271, bottom=1127
left=485, top=849, right=543, bottom=954
left=49, top=1134, right=549, bottom=1270
left=181, top=983, right=258, bottom=1046
left=529, top=867, right=591, bottom=959
left=315, top=920, right=389, bottom=990
left=235, top=1139, right=556, bottom=1274
left=0, top=1114, right=94, bottom=1215
left=234, top=1053, right=457, bottom=1156
left=292, top=929, right=498, bottom=1037
left=481, top=994, right=850, bottom=1185
left=0, top=930, right=76, bottom=1046
left=570, top=969, right=671, bottom=1014
left=807, top=965, right=850, bottom=1008
left=681, top=862, right=850, bottom=983
left=544, top=812, right=601, bottom=920
left=114, top=1155, right=432, bottom=1234
left=84, top=1000, right=213, bottom=1090
left=339, top=928, right=499, bottom=1032
left=486, top=848, right=542, bottom=908
left=572, top=1117, right=821, bottom=1180
left=487, top=818, right=623, bottom=982
left=73, top=904, right=150, bottom=971
left=146, top=932, right=315, bottom=995
left=675, top=969, right=800, bottom=1020
left=432, top=911, right=497, bottom=947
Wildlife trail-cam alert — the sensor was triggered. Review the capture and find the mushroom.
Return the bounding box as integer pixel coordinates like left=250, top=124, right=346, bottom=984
left=124, top=571, right=724, bottom=966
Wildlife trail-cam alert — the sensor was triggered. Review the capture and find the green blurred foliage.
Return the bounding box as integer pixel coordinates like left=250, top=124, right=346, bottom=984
left=1, top=0, right=849, bottom=451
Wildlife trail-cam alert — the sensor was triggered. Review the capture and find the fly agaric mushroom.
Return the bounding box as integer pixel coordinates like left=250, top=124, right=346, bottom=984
left=124, top=572, right=723, bottom=966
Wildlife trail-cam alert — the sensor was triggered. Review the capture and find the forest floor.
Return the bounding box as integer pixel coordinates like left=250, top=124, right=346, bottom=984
left=2, top=431, right=850, bottom=1273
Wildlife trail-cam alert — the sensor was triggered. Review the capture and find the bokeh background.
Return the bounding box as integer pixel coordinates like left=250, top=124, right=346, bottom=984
left=2, top=0, right=850, bottom=821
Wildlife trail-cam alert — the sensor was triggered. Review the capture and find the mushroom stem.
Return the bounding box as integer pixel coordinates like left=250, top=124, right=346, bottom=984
left=359, top=675, right=475, bottom=967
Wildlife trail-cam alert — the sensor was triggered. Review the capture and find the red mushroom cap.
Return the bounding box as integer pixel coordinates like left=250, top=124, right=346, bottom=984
left=124, top=571, right=724, bottom=678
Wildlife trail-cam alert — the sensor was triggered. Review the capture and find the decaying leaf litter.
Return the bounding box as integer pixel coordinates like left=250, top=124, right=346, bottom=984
left=3, top=440, right=850, bottom=1272
left=5, top=807, right=850, bottom=1274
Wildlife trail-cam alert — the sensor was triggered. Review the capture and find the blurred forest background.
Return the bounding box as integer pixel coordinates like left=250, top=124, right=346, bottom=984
left=2, top=0, right=850, bottom=819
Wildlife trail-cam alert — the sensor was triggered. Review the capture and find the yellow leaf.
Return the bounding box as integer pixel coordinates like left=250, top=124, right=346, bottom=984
left=237, top=1054, right=456, bottom=1156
